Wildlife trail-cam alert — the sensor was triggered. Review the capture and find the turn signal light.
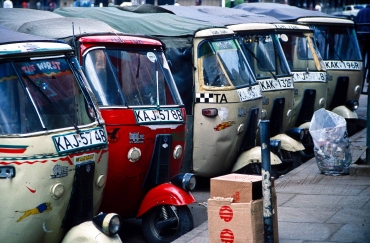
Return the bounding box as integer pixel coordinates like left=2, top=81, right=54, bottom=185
left=202, top=108, right=218, bottom=117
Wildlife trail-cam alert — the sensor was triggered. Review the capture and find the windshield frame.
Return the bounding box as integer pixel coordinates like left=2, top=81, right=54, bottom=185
left=197, top=37, right=257, bottom=91
left=82, top=46, right=184, bottom=108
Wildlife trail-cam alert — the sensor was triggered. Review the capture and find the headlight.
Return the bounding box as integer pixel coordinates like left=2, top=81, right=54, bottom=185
left=170, top=173, right=196, bottom=191
left=345, top=100, right=359, bottom=111
left=93, top=213, right=121, bottom=236
left=285, top=127, right=304, bottom=142
left=270, top=139, right=281, bottom=154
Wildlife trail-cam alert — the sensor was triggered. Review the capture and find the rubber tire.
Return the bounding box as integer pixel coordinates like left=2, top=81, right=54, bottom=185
left=142, top=205, right=194, bottom=243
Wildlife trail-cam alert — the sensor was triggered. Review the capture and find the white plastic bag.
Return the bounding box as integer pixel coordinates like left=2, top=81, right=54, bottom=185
left=309, top=109, right=352, bottom=175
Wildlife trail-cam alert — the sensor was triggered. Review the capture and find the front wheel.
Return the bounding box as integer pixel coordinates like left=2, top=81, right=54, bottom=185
left=142, top=205, right=194, bottom=243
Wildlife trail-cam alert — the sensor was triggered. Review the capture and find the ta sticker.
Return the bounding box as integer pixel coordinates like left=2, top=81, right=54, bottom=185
left=147, top=52, right=156, bottom=63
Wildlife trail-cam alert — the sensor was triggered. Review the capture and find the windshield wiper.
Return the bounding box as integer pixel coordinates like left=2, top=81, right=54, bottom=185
left=241, top=39, right=277, bottom=80
left=21, top=73, right=81, bottom=134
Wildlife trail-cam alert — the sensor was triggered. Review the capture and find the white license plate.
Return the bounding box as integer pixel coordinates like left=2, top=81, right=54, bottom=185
left=53, top=128, right=107, bottom=153
left=134, top=108, right=184, bottom=124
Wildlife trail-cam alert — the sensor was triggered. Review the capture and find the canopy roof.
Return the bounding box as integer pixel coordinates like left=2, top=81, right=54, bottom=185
left=54, top=6, right=218, bottom=37
left=0, top=25, right=57, bottom=45
left=0, top=8, right=60, bottom=30
left=234, top=3, right=333, bottom=21
left=160, top=5, right=281, bottom=24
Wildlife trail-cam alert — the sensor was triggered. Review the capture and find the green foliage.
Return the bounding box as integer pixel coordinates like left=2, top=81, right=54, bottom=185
left=225, top=0, right=245, bottom=8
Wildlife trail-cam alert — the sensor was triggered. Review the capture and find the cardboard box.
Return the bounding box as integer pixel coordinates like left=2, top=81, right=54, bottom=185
left=210, top=174, right=262, bottom=202
left=208, top=197, right=264, bottom=243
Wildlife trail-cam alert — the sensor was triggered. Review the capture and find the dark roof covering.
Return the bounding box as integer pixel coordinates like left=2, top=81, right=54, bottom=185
left=234, top=3, right=333, bottom=21
left=0, top=25, right=56, bottom=45
left=17, top=17, right=116, bottom=39
left=54, top=6, right=219, bottom=37
left=0, top=8, right=60, bottom=30
left=161, top=6, right=281, bottom=24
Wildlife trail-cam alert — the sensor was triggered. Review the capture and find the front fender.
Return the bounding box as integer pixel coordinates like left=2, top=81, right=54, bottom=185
left=331, top=105, right=358, bottom=119
left=136, top=183, right=196, bottom=218
left=231, top=146, right=282, bottom=172
left=271, top=134, right=305, bottom=152
left=62, top=221, right=122, bottom=243
left=298, top=122, right=311, bottom=130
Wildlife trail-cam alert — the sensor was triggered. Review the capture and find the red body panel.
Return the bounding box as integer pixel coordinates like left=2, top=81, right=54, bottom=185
left=99, top=109, right=186, bottom=218
left=136, top=183, right=196, bottom=218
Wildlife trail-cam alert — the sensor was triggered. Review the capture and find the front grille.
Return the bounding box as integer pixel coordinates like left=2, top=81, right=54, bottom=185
left=295, top=89, right=316, bottom=127
left=330, top=77, right=349, bottom=110
left=269, top=97, right=285, bottom=137
left=239, top=107, right=259, bottom=153
left=143, top=134, right=171, bottom=189
left=62, top=162, right=94, bottom=230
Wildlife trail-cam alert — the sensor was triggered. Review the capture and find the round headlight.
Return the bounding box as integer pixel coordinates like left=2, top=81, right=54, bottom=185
left=170, top=173, right=197, bottom=191
left=345, top=100, right=359, bottom=111
left=93, top=213, right=121, bottom=236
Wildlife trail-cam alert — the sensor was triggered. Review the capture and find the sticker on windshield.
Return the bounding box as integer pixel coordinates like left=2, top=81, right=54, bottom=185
left=52, top=128, right=107, bottom=154
left=259, top=77, right=293, bottom=92
left=236, top=85, right=262, bottom=102
left=133, top=108, right=184, bottom=124
left=293, top=72, right=326, bottom=82
left=147, top=52, right=157, bottom=63
left=324, top=61, right=362, bottom=70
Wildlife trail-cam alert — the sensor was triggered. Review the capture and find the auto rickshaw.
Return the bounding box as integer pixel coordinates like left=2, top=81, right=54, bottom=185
left=236, top=3, right=364, bottom=136
left=54, top=6, right=283, bottom=178
left=0, top=8, right=197, bottom=243
left=158, top=5, right=305, bottom=176
left=0, top=25, right=121, bottom=243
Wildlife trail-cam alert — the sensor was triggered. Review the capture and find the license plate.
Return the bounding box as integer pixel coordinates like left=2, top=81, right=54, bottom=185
left=133, top=108, right=184, bottom=124
left=53, top=128, right=107, bottom=153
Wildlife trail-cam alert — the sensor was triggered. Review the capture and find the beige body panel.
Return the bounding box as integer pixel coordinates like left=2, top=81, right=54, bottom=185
left=192, top=98, right=262, bottom=177
left=0, top=127, right=108, bottom=243
left=231, top=146, right=282, bottom=172
left=271, top=134, right=305, bottom=151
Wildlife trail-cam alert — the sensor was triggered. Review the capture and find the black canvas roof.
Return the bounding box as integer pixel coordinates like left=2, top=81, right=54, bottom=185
left=0, top=8, right=60, bottom=30
left=234, top=3, right=333, bottom=21
left=54, top=6, right=219, bottom=37
left=160, top=5, right=282, bottom=24
left=0, top=25, right=56, bottom=45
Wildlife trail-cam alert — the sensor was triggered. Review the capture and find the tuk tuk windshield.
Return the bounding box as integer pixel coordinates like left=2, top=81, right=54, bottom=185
left=241, top=34, right=291, bottom=79
left=313, top=26, right=362, bottom=61
left=199, top=38, right=255, bottom=89
left=0, top=57, right=95, bottom=135
left=278, top=33, right=322, bottom=72
left=83, top=48, right=182, bottom=107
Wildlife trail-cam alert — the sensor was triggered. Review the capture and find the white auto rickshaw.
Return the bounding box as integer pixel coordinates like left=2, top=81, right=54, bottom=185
left=0, top=25, right=122, bottom=243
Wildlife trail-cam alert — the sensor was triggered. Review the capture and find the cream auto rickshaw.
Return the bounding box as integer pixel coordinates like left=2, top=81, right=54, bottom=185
left=54, top=6, right=284, bottom=178
left=164, top=5, right=306, bottom=175
left=0, top=25, right=121, bottom=243
left=236, top=3, right=364, bottom=136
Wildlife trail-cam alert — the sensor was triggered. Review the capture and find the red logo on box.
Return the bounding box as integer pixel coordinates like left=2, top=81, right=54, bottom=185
left=219, top=205, right=233, bottom=222
left=220, top=229, right=234, bottom=243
